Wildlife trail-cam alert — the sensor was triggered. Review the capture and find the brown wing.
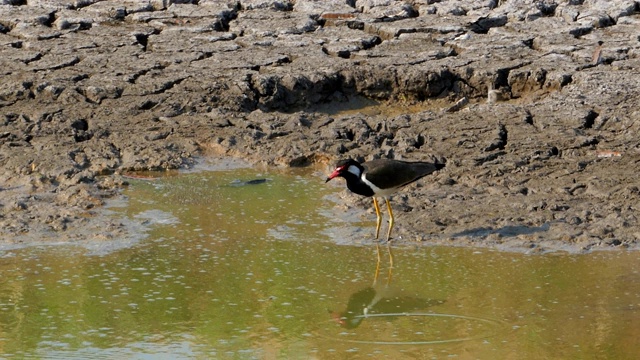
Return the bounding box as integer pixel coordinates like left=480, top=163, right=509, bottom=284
left=362, top=159, right=441, bottom=190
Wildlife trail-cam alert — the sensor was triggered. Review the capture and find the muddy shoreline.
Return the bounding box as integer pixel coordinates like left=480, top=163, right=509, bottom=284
left=1, top=0, right=639, bottom=253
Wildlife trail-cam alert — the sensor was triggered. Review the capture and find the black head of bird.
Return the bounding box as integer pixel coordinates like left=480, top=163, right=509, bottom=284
left=326, top=158, right=445, bottom=241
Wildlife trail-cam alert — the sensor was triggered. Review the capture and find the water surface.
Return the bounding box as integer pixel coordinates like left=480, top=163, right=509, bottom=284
left=0, top=165, right=638, bottom=359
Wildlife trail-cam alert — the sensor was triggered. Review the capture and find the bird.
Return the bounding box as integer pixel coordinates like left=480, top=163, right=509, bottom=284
left=325, top=158, right=445, bottom=242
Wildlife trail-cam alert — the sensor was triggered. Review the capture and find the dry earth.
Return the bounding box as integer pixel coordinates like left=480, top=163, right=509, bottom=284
left=1, top=0, right=640, bottom=252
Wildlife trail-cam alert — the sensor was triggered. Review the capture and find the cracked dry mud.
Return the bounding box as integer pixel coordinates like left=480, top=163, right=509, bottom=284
left=1, top=0, right=639, bottom=253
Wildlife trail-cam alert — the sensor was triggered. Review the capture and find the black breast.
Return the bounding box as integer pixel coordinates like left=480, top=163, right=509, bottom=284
left=345, top=175, right=375, bottom=197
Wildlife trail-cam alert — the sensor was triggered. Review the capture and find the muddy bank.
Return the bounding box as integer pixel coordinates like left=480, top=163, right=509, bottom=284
left=1, top=0, right=639, bottom=253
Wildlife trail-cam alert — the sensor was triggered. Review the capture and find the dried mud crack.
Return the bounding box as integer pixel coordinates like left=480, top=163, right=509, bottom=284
left=1, top=0, right=640, bottom=253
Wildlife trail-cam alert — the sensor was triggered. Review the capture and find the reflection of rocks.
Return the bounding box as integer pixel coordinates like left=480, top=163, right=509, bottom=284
left=330, top=284, right=445, bottom=329
left=1, top=0, right=640, bottom=251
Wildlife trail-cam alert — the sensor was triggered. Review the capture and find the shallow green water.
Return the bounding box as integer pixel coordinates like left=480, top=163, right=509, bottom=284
left=0, top=165, right=639, bottom=359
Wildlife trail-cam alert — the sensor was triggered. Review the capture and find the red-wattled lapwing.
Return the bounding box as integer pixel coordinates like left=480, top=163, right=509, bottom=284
left=326, top=158, right=445, bottom=242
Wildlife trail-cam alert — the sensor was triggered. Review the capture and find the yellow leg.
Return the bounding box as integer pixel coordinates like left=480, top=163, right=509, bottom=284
left=385, top=198, right=394, bottom=241
left=373, top=243, right=381, bottom=285
left=373, top=197, right=382, bottom=240
left=386, top=242, right=394, bottom=285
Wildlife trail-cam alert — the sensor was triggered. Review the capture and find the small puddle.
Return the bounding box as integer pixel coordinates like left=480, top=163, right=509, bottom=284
left=0, top=161, right=639, bottom=358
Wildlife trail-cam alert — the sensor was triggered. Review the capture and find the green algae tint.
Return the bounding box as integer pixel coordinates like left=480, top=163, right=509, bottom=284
left=0, top=166, right=639, bottom=359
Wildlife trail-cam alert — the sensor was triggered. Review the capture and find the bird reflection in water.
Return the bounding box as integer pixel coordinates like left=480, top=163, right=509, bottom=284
left=330, top=246, right=445, bottom=329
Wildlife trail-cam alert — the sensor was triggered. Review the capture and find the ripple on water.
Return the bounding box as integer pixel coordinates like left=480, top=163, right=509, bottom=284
left=313, top=312, right=509, bottom=346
